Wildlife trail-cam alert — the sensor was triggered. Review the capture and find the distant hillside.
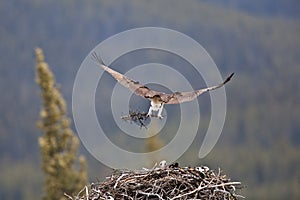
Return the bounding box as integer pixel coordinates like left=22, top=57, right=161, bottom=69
left=206, top=0, right=300, bottom=19
left=0, top=0, right=299, bottom=199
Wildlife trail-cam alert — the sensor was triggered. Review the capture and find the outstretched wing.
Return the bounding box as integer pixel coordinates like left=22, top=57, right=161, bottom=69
left=161, top=73, right=234, bottom=104
left=91, top=52, right=160, bottom=98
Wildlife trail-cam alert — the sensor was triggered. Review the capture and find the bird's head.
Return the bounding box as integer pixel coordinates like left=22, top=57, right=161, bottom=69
left=150, top=95, right=163, bottom=104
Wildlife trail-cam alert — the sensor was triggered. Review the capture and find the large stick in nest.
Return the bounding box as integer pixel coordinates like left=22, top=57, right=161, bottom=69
left=68, top=161, right=244, bottom=200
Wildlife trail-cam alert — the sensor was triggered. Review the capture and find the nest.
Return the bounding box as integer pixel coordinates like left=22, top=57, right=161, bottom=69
left=69, top=161, right=243, bottom=200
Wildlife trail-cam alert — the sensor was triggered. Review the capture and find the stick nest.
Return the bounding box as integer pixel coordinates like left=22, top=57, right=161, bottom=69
left=70, top=162, right=243, bottom=200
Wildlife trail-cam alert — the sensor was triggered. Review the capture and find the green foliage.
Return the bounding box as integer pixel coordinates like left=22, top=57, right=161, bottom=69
left=35, top=48, right=87, bottom=200
left=0, top=160, right=42, bottom=200
left=0, top=0, right=299, bottom=199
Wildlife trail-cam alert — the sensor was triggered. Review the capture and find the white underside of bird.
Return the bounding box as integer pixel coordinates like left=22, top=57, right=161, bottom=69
left=147, top=101, right=164, bottom=119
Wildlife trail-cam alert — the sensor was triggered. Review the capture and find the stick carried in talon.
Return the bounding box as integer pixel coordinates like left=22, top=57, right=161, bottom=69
left=91, top=52, right=234, bottom=119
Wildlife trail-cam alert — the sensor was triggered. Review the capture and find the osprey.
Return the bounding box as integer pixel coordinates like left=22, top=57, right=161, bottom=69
left=91, top=52, right=234, bottom=119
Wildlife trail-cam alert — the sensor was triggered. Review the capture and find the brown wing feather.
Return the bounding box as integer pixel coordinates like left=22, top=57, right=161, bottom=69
left=91, top=52, right=234, bottom=104
left=162, top=73, right=234, bottom=104
left=91, top=52, right=160, bottom=98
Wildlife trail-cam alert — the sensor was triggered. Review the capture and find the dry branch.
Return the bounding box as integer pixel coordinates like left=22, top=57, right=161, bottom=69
left=121, top=110, right=150, bottom=128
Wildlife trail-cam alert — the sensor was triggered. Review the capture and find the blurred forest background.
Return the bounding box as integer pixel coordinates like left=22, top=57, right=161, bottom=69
left=0, top=0, right=299, bottom=199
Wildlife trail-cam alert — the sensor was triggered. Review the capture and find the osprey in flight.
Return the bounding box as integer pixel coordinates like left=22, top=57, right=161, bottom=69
left=91, top=52, right=234, bottom=119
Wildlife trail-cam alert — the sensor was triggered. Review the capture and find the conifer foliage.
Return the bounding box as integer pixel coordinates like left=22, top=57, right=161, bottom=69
left=35, top=48, right=87, bottom=200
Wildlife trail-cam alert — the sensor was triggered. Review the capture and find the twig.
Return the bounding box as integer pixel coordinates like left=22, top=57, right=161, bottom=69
left=64, top=193, right=73, bottom=200
left=170, top=179, right=213, bottom=200
left=113, top=173, right=128, bottom=189
left=121, top=109, right=151, bottom=128
left=85, top=186, right=89, bottom=200
left=137, top=190, right=165, bottom=200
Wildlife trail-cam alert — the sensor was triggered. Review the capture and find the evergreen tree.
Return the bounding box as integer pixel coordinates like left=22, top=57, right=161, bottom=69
left=35, top=48, right=87, bottom=200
